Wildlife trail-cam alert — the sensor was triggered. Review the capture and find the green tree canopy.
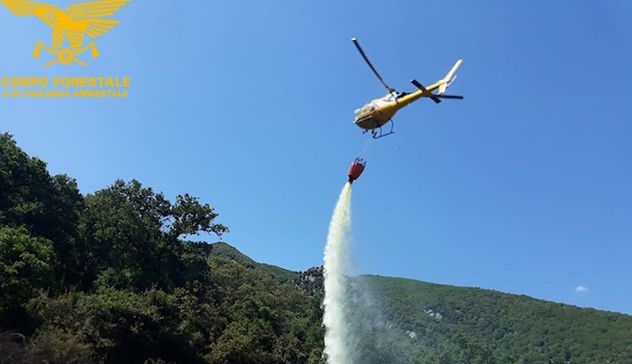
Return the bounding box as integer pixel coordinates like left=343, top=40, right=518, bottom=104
left=0, top=226, right=55, bottom=321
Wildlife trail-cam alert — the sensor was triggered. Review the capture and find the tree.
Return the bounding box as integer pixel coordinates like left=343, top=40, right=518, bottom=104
left=26, top=288, right=201, bottom=364
left=168, top=193, right=228, bottom=240
left=0, top=226, right=55, bottom=322
left=80, top=179, right=228, bottom=290
left=0, top=133, right=84, bottom=289
left=80, top=180, right=172, bottom=290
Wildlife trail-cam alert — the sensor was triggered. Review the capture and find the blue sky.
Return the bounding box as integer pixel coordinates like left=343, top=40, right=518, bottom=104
left=1, top=1, right=631, bottom=314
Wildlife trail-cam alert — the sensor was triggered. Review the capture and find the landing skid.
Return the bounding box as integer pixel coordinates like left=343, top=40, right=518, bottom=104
left=364, top=120, right=394, bottom=139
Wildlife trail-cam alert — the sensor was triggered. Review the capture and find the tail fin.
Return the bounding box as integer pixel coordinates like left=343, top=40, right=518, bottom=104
left=438, top=59, right=462, bottom=94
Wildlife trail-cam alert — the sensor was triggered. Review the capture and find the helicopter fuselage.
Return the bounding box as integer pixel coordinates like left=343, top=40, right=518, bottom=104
left=353, top=88, right=427, bottom=130
left=350, top=38, right=463, bottom=137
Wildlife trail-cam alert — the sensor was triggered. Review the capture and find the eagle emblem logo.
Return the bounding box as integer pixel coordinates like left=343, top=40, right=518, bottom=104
left=1, top=0, right=130, bottom=66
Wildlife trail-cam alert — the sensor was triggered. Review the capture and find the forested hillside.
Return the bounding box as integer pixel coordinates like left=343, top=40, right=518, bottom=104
left=346, top=276, right=632, bottom=363
left=2, top=133, right=631, bottom=364
left=0, top=133, right=324, bottom=363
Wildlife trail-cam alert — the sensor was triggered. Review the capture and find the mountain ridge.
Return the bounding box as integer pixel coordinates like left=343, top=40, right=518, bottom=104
left=210, top=243, right=632, bottom=363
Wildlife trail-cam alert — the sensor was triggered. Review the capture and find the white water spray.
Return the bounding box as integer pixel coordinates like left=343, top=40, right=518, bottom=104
left=323, top=182, right=353, bottom=364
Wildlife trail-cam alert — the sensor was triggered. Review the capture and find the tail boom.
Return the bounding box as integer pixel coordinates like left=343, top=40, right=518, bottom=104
left=438, top=59, right=462, bottom=94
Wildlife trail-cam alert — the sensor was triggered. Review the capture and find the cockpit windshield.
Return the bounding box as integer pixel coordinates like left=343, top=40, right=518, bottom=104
left=354, top=103, right=376, bottom=116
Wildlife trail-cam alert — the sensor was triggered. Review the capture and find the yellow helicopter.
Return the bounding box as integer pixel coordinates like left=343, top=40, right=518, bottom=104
left=352, top=38, right=464, bottom=138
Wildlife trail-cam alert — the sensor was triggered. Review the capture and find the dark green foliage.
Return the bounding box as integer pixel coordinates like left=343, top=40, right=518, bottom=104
left=0, top=227, right=55, bottom=310
left=80, top=179, right=173, bottom=290
left=204, top=242, right=297, bottom=283
left=204, top=256, right=324, bottom=364
left=0, top=226, right=56, bottom=328
left=0, top=133, right=82, bottom=242
left=27, top=288, right=201, bottom=363
left=14, top=255, right=324, bottom=364
left=0, top=134, right=324, bottom=363
left=78, top=178, right=231, bottom=291
left=169, top=194, right=228, bottom=239
left=0, top=133, right=84, bottom=290
left=348, top=275, right=632, bottom=363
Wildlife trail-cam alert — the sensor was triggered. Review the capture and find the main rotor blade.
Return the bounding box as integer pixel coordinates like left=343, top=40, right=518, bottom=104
left=411, top=79, right=441, bottom=104
left=436, top=94, right=464, bottom=100
left=352, top=38, right=394, bottom=93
